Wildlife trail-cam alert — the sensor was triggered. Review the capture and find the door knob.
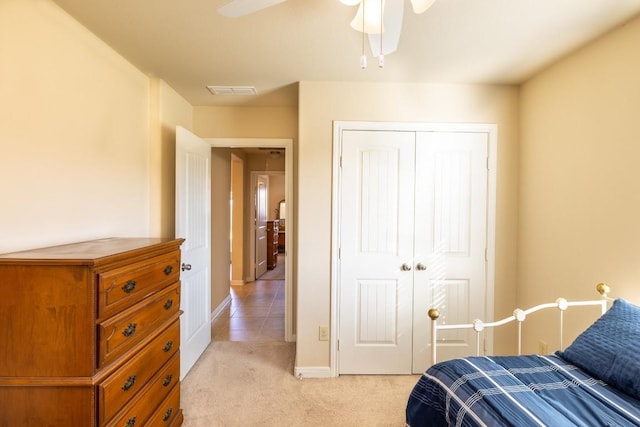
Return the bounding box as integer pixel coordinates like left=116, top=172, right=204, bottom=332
left=401, top=263, right=412, bottom=271
left=181, top=263, right=192, bottom=271
left=416, top=263, right=427, bottom=271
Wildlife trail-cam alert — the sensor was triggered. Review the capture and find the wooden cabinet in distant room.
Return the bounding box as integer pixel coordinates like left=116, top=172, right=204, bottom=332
left=278, top=231, right=285, bottom=253
left=266, top=220, right=279, bottom=269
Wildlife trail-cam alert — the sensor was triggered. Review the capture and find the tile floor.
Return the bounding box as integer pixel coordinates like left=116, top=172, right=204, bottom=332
left=212, top=263, right=285, bottom=342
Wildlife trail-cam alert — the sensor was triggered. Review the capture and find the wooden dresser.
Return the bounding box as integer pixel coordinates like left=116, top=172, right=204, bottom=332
left=278, top=231, right=285, bottom=253
left=0, top=238, right=185, bottom=427
left=266, top=220, right=279, bottom=270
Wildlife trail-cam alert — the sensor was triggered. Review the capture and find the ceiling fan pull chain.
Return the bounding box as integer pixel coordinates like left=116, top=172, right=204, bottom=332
left=379, top=0, right=384, bottom=67
left=361, top=0, right=367, bottom=69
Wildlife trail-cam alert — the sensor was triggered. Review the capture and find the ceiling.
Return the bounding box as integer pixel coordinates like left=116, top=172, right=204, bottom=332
left=51, top=0, right=640, bottom=107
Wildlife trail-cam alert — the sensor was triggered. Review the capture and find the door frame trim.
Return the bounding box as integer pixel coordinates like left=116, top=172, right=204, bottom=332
left=250, top=170, right=285, bottom=280
left=207, top=138, right=295, bottom=343
left=330, top=121, right=498, bottom=376
left=252, top=172, right=270, bottom=279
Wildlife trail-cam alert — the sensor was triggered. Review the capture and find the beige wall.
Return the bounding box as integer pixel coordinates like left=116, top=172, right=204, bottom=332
left=518, top=15, right=640, bottom=353
left=211, top=148, right=232, bottom=310
left=230, top=149, right=251, bottom=283
left=0, top=0, right=150, bottom=253
left=269, top=172, right=286, bottom=222
left=151, top=80, right=194, bottom=238
left=231, top=153, right=245, bottom=283
left=0, top=0, right=192, bottom=255
left=297, top=82, right=521, bottom=369
left=194, top=106, right=297, bottom=139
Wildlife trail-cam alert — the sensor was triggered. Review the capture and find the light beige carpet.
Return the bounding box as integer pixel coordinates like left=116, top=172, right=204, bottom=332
left=181, top=341, right=420, bottom=426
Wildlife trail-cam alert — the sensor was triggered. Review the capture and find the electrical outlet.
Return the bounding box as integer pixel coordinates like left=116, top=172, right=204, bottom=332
left=319, top=326, right=329, bottom=341
left=538, top=340, right=548, bottom=354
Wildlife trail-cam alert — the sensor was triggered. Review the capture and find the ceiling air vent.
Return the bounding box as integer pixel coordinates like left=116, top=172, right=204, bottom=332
left=207, top=86, right=257, bottom=96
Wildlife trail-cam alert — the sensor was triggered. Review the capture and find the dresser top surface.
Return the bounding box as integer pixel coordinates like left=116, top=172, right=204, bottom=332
left=0, top=237, right=184, bottom=265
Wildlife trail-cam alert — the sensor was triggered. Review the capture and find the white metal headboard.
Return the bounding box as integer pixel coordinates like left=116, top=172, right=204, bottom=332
left=428, top=283, right=612, bottom=365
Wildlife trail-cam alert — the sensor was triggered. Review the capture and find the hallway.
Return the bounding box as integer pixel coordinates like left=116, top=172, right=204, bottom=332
left=212, top=255, right=285, bottom=342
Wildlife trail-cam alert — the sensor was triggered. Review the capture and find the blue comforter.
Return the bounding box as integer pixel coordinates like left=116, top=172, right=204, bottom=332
left=406, top=355, right=640, bottom=426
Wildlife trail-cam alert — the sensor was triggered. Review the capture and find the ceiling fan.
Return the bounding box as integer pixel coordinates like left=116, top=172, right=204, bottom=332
left=217, top=0, right=436, bottom=67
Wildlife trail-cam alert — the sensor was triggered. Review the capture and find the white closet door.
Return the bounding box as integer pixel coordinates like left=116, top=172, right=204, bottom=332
left=338, top=130, right=416, bottom=374
left=412, top=131, right=488, bottom=373
left=337, top=126, right=490, bottom=375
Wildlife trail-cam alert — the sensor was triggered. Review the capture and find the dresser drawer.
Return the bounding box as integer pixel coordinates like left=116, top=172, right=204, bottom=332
left=146, top=382, right=181, bottom=427
left=99, top=323, right=180, bottom=424
left=98, top=250, right=181, bottom=319
left=104, top=382, right=180, bottom=427
left=98, top=283, right=181, bottom=367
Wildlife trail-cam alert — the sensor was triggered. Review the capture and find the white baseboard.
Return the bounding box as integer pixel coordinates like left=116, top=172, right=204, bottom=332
left=294, top=366, right=332, bottom=379
left=230, top=279, right=245, bottom=286
left=211, top=295, right=231, bottom=320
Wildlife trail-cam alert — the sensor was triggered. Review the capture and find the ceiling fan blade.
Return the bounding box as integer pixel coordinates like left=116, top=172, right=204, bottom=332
left=367, top=0, right=403, bottom=56
left=411, top=0, right=436, bottom=14
left=218, top=0, right=287, bottom=18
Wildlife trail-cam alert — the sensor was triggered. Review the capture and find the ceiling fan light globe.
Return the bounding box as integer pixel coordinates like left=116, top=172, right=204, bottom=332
left=410, top=0, right=436, bottom=14
left=349, top=0, right=385, bottom=34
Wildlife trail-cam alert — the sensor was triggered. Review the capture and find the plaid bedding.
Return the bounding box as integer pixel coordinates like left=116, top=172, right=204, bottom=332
left=406, top=355, right=640, bottom=426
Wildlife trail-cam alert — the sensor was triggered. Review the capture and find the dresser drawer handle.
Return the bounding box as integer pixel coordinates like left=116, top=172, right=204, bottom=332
left=122, top=375, right=137, bottom=391
left=122, top=323, right=137, bottom=337
left=162, top=373, right=173, bottom=387
left=163, top=340, right=174, bottom=353
left=122, top=280, right=137, bottom=293
left=163, top=265, right=173, bottom=275
left=162, top=408, right=173, bottom=422
left=125, top=416, right=137, bottom=427
left=163, top=299, right=174, bottom=310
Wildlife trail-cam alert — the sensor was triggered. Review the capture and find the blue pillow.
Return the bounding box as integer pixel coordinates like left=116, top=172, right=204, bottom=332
left=557, top=298, right=640, bottom=399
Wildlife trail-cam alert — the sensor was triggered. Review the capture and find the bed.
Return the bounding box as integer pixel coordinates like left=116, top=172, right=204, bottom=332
left=406, top=284, right=640, bottom=426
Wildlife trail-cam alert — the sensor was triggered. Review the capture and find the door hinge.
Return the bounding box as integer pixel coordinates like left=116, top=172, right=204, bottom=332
left=485, top=248, right=488, bottom=262
left=337, top=339, right=340, bottom=351
left=486, top=156, right=490, bottom=170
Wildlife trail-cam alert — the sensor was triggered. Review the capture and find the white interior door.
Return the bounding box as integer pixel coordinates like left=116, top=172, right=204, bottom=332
left=176, top=126, right=212, bottom=379
left=254, top=174, right=269, bottom=278
left=412, top=131, right=488, bottom=373
left=338, top=130, right=416, bottom=374
left=337, top=127, right=490, bottom=375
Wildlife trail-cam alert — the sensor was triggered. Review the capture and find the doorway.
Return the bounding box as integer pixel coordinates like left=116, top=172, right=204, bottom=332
left=209, top=138, right=295, bottom=342
left=224, top=167, right=286, bottom=342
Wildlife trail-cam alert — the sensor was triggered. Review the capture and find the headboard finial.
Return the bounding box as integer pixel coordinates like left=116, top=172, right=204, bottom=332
left=428, top=308, right=440, bottom=320
left=596, top=282, right=610, bottom=296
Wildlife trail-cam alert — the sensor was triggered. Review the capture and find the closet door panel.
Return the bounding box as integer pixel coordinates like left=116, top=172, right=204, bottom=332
left=412, top=131, right=489, bottom=373
left=338, top=130, right=415, bottom=374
